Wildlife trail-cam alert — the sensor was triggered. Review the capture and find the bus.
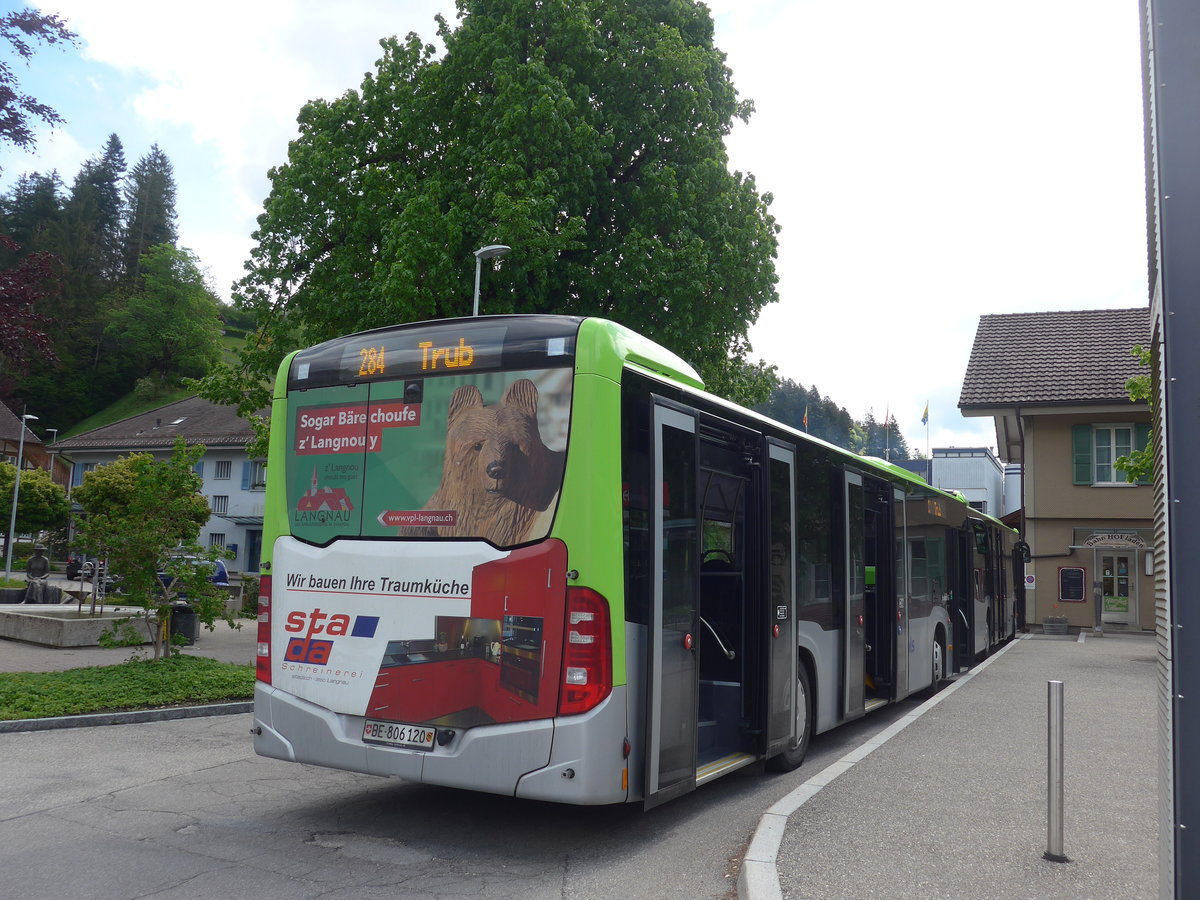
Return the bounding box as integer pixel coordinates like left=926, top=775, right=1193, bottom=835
left=252, top=315, right=1021, bottom=808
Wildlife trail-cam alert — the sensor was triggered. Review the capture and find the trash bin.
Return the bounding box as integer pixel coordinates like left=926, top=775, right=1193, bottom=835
left=169, top=602, right=198, bottom=646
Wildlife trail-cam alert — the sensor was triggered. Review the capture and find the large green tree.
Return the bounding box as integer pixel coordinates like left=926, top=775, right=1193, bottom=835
left=209, top=0, right=779, bottom=421
left=105, top=243, right=223, bottom=389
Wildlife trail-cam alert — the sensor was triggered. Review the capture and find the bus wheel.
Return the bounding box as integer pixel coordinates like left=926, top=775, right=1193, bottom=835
left=932, top=635, right=946, bottom=686
left=767, top=663, right=812, bottom=772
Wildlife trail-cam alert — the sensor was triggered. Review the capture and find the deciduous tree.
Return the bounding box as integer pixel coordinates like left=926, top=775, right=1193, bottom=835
left=208, top=0, right=780, bottom=417
left=105, top=243, right=223, bottom=388
left=0, top=460, right=68, bottom=563
left=0, top=7, right=76, bottom=162
left=73, top=438, right=231, bottom=659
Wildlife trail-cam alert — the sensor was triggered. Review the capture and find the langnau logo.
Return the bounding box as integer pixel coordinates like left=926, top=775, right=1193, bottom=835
left=283, top=607, right=379, bottom=665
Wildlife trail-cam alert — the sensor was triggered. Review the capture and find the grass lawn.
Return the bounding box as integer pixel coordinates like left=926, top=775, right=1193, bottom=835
left=0, top=655, right=255, bottom=721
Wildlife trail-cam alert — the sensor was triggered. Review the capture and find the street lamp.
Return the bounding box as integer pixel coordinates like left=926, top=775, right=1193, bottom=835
left=472, top=244, right=511, bottom=316
left=5, top=412, right=38, bottom=580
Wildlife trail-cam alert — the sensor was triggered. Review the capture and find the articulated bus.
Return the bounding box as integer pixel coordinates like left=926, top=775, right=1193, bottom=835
left=252, top=315, right=1021, bottom=807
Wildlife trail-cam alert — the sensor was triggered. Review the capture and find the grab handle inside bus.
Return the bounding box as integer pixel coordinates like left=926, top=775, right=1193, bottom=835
left=699, top=615, right=736, bottom=660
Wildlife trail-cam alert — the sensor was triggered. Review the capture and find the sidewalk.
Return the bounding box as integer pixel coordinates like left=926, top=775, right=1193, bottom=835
left=746, top=632, right=1158, bottom=899
left=0, top=570, right=256, bottom=673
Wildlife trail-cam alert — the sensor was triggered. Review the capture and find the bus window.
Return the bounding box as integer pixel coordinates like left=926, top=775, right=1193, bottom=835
left=286, top=369, right=572, bottom=548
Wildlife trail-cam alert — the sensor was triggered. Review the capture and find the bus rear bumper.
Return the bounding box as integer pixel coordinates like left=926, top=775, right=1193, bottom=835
left=253, top=683, right=628, bottom=803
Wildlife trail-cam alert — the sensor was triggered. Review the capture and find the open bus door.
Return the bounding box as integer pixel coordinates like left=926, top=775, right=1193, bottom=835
left=949, top=526, right=974, bottom=673
left=842, top=472, right=867, bottom=721
left=764, top=442, right=798, bottom=759
left=645, top=402, right=699, bottom=808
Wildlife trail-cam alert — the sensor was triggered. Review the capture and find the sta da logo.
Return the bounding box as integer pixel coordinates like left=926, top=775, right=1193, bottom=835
left=283, top=607, right=379, bottom=665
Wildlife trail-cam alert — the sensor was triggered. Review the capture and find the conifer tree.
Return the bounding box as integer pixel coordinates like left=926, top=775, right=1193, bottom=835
left=121, top=143, right=177, bottom=280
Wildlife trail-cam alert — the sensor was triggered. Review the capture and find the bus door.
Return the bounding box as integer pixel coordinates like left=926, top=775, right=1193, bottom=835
left=645, top=402, right=700, bottom=808
left=949, top=526, right=974, bottom=673
left=861, top=477, right=897, bottom=706
left=842, top=472, right=866, bottom=720
left=891, top=487, right=910, bottom=701
left=764, top=442, right=798, bottom=759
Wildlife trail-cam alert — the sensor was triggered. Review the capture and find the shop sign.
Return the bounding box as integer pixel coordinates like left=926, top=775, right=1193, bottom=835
left=1084, top=533, right=1147, bottom=549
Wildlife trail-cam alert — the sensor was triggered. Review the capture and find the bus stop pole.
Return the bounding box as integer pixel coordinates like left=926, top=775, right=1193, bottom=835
left=1044, top=679, right=1068, bottom=862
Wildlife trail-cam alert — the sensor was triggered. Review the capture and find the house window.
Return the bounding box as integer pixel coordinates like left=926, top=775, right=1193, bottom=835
left=251, top=461, right=267, bottom=489
left=214, top=460, right=232, bottom=480
left=211, top=495, right=229, bottom=515
left=1094, top=426, right=1132, bottom=485
left=1073, top=423, right=1149, bottom=486
left=209, top=533, right=226, bottom=548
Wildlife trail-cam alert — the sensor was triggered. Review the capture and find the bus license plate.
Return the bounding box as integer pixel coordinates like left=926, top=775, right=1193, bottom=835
left=362, top=719, right=436, bottom=751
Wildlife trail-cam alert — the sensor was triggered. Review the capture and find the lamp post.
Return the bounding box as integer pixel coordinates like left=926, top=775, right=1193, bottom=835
left=5, top=412, right=38, bottom=580
left=472, top=244, right=511, bottom=316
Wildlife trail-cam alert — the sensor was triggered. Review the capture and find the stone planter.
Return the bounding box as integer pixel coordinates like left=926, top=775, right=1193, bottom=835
left=0, top=607, right=154, bottom=648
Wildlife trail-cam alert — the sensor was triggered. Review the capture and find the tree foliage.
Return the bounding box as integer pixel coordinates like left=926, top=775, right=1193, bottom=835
left=755, top=378, right=913, bottom=460
left=72, top=438, right=232, bottom=660
left=0, top=137, right=209, bottom=426
left=206, top=0, right=779, bottom=417
left=1115, top=344, right=1153, bottom=483
left=121, top=143, right=178, bottom=281
left=0, top=8, right=76, bottom=161
left=0, top=233, right=60, bottom=378
left=106, top=243, right=223, bottom=385
left=0, top=460, right=69, bottom=562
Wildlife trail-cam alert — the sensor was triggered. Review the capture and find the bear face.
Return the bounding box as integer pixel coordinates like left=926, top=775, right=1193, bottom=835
left=419, top=379, right=565, bottom=546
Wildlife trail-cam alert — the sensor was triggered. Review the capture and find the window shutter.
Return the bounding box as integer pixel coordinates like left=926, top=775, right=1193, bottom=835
left=1072, top=425, right=1093, bottom=485
left=1135, top=423, right=1151, bottom=485
left=241, top=461, right=252, bottom=491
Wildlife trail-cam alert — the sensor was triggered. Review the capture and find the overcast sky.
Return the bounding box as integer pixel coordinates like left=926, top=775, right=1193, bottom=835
left=0, top=0, right=1149, bottom=453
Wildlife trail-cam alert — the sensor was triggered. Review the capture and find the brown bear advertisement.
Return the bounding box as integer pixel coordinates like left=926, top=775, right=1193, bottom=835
left=287, top=369, right=572, bottom=548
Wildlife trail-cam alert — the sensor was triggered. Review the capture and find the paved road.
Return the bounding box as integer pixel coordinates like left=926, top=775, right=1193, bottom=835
left=0, top=699, right=925, bottom=899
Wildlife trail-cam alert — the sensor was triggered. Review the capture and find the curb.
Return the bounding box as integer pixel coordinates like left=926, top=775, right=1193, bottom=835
left=0, top=701, right=252, bottom=734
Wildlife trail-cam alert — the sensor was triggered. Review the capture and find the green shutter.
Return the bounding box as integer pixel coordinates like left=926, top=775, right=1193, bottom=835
left=1072, top=424, right=1093, bottom=485
left=1135, top=423, right=1151, bottom=485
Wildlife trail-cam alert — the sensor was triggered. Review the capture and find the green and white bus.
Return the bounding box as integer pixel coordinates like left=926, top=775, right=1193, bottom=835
left=252, top=315, right=1020, bottom=807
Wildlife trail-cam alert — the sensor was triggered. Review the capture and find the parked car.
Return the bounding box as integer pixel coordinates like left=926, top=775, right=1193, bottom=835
left=157, top=556, right=229, bottom=594
left=65, top=555, right=83, bottom=579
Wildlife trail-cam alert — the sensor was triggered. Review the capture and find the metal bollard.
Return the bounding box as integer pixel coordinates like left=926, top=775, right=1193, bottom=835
left=1044, top=679, right=1069, bottom=862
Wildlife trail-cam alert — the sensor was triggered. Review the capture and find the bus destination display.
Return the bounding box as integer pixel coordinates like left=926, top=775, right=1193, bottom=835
left=341, top=329, right=506, bottom=382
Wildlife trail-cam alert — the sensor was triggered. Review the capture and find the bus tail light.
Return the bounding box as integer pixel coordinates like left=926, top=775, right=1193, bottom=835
left=256, top=574, right=272, bottom=685
left=559, top=586, right=611, bottom=716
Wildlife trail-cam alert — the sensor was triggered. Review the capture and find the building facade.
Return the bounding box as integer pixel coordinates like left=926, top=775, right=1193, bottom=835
left=53, top=397, right=268, bottom=575
left=960, top=307, right=1152, bottom=631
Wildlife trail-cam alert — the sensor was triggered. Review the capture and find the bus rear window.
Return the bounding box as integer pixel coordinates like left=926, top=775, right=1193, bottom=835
left=285, top=368, right=572, bottom=548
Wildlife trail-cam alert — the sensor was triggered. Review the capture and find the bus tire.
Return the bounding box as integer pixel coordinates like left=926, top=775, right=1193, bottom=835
left=931, top=631, right=946, bottom=688
left=767, top=662, right=812, bottom=772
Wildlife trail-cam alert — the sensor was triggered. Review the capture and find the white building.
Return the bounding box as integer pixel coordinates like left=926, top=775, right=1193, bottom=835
left=898, top=447, right=1009, bottom=516
left=53, top=396, right=268, bottom=574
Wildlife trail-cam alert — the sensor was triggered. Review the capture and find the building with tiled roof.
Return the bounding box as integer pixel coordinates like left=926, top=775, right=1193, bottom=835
left=53, top=396, right=269, bottom=574
left=0, top=402, right=68, bottom=486
left=960, top=308, right=1152, bottom=632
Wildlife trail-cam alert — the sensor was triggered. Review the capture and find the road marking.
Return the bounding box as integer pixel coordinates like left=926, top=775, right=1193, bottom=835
left=738, top=634, right=1030, bottom=900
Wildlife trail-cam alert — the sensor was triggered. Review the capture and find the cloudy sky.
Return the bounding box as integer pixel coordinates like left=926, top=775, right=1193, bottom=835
left=0, top=0, right=1149, bottom=453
